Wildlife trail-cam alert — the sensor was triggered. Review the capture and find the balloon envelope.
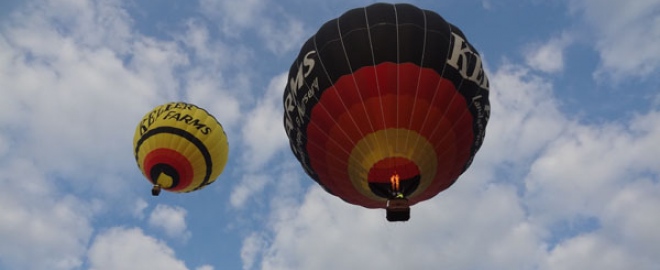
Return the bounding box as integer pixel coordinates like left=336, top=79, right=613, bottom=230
left=134, top=102, right=228, bottom=194
left=283, top=3, right=490, bottom=209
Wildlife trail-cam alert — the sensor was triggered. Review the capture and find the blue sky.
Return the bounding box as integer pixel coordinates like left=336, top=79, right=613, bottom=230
left=1, top=0, right=659, bottom=269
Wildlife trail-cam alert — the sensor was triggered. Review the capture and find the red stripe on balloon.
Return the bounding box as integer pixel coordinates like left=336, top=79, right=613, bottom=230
left=143, top=148, right=194, bottom=191
left=307, top=62, right=474, bottom=207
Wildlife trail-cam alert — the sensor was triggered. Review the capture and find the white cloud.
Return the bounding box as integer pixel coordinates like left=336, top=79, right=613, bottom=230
left=199, top=0, right=265, bottom=33
left=199, top=0, right=307, bottom=54
left=231, top=73, right=299, bottom=210
left=524, top=34, right=572, bottom=73
left=183, top=65, right=243, bottom=137
left=87, top=227, right=189, bottom=270
left=243, top=62, right=660, bottom=269
left=241, top=232, right=266, bottom=270
left=175, top=20, right=254, bottom=142
left=255, top=13, right=306, bottom=55
left=1, top=0, right=658, bottom=269
left=181, top=59, right=243, bottom=134
left=0, top=2, right=257, bottom=267
left=601, top=180, right=660, bottom=261
left=258, top=183, right=546, bottom=270
left=569, top=0, right=660, bottom=80
left=229, top=160, right=305, bottom=214
left=479, top=64, right=566, bottom=168
left=0, top=133, right=9, bottom=158
left=523, top=105, right=660, bottom=225
left=230, top=173, right=269, bottom=208
left=241, top=73, right=289, bottom=170
left=133, top=198, right=149, bottom=219
left=148, top=204, right=191, bottom=241
left=0, top=158, right=94, bottom=270
left=0, top=0, right=187, bottom=198
left=541, top=233, right=657, bottom=270
left=482, top=0, right=492, bottom=10
left=2, top=0, right=133, bottom=55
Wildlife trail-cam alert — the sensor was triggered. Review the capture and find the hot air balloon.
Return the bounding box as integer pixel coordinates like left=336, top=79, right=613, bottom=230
left=283, top=3, right=490, bottom=221
left=134, top=102, right=229, bottom=196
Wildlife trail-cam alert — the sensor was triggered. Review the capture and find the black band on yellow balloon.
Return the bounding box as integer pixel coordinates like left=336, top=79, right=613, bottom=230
left=135, top=126, right=213, bottom=189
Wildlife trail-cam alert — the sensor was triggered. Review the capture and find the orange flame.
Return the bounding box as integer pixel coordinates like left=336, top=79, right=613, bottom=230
left=390, top=172, right=400, bottom=192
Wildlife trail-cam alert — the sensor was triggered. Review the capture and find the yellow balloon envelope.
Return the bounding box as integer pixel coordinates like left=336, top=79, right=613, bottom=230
left=133, top=102, right=228, bottom=195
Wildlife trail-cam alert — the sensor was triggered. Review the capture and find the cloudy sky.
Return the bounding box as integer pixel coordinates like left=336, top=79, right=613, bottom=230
left=1, top=0, right=659, bottom=269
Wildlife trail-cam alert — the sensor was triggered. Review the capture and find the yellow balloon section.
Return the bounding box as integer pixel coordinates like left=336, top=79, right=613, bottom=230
left=133, top=102, right=228, bottom=193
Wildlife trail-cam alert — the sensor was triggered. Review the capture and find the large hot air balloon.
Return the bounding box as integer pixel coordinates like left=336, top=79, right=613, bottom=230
left=134, top=102, right=229, bottom=196
left=283, top=3, right=490, bottom=221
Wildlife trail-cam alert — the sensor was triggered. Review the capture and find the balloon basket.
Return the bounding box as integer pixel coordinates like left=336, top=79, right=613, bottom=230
left=386, top=198, right=410, bottom=222
left=151, top=185, right=161, bottom=196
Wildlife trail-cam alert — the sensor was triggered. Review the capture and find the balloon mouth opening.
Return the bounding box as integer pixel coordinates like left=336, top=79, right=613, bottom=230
left=367, top=157, right=421, bottom=199
left=150, top=163, right=180, bottom=190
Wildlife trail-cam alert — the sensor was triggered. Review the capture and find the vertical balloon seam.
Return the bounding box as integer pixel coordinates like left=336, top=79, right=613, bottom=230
left=356, top=7, right=385, bottom=160
left=350, top=9, right=384, bottom=159
left=402, top=5, right=431, bottom=199
left=363, top=6, right=391, bottom=163
left=394, top=4, right=401, bottom=164
left=337, top=6, right=389, bottom=198
left=305, top=39, right=369, bottom=168
left=415, top=115, right=466, bottom=179
left=404, top=15, right=474, bottom=196
left=403, top=7, right=428, bottom=154
left=309, top=36, right=369, bottom=164
left=423, top=26, right=484, bottom=172
left=324, top=19, right=372, bottom=198
left=413, top=26, right=484, bottom=182
left=292, top=71, right=356, bottom=165
left=412, top=22, right=469, bottom=177
left=407, top=13, right=457, bottom=167
left=301, top=114, right=358, bottom=188
left=333, top=16, right=379, bottom=167
left=333, top=13, right=371, bottom=173
left=308, top=31, right=366, bottom=196
left=283, top=42, right=359, bottom=179
left=362, top=5, right=392, bottom=204
left=334, top=9, right=366, bottom=200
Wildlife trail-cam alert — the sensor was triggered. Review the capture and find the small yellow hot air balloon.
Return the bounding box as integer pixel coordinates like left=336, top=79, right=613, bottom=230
left=133, top=102, right=228, bottom=196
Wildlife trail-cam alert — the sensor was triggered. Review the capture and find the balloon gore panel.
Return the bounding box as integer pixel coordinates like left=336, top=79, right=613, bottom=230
left=283, top=3, right=490, bottom=208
